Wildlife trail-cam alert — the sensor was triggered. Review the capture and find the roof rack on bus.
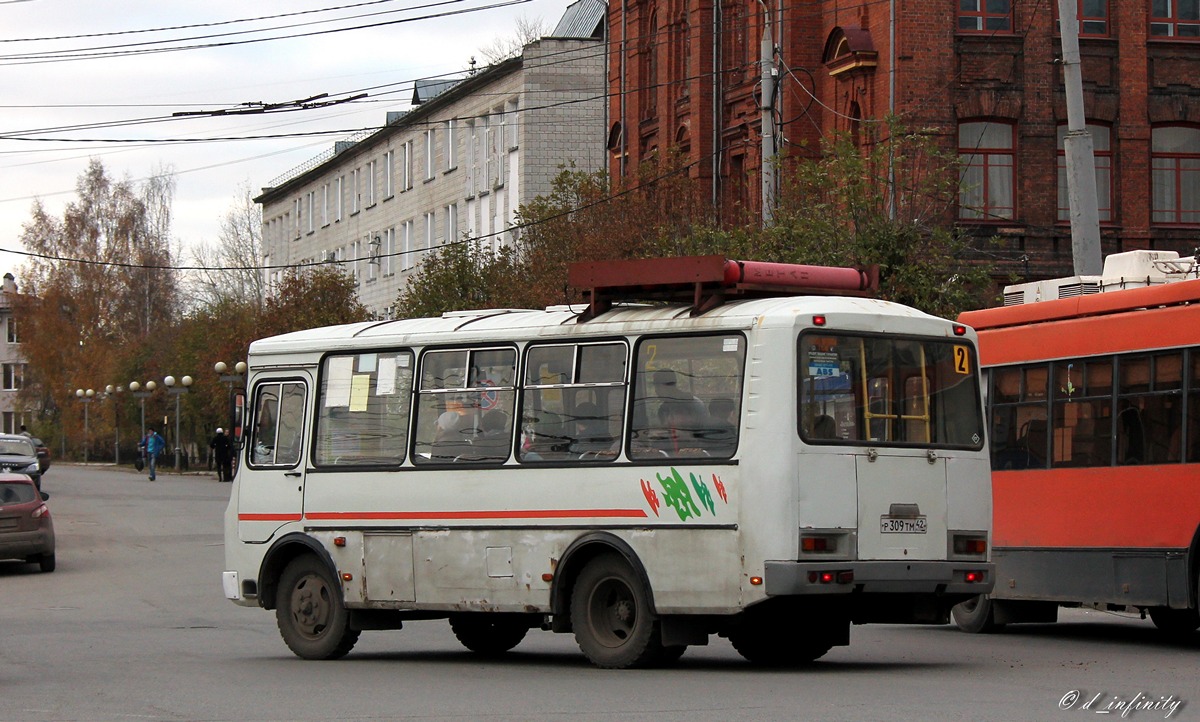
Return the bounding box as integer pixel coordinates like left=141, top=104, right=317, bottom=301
left=567, top=255, right=879, bottom=322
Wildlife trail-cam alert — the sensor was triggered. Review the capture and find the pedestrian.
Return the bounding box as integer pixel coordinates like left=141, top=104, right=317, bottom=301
left=18, top=424, right=32, bottom=438
left=139, top=427, right=166, bottom=481
left=210, top=427, right=233, bottom=482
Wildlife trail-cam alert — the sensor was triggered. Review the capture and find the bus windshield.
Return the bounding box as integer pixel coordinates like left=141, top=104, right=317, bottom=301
left=799, top=332, right=984, bottom=449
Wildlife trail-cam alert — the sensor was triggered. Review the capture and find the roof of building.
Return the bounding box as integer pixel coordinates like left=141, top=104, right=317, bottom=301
left=550, top=0, right=605, bottom=40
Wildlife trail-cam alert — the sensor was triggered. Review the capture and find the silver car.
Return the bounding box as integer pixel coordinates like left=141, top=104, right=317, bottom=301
left=0, top=434, right=42, bottom=490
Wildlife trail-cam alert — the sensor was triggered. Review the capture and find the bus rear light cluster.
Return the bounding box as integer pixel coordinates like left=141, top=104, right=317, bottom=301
left=953, top=324, right=968, bottom=336
left=952, top=535, right=988, bottom=556
left=807, top=570, right=854, bottom=585
left=801, top=535, right=836, bottom=552
left=964, top=570, right=986, bottom=584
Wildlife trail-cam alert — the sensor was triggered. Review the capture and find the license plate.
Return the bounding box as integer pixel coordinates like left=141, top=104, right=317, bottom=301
left=880, top=516, right=927, bottom=534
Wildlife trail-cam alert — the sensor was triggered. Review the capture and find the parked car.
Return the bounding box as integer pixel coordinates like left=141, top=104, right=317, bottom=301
left=0, top=434, right=41, bottom=490
left=0, top=473, right=55, bottom=572
left=29, top=436, right=50, bottom=473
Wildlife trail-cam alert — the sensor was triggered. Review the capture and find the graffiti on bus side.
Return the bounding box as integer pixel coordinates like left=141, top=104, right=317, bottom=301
left=640, top=469, right=728, bottom=521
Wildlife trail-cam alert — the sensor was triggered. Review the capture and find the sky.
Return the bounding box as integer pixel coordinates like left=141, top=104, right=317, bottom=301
left=0, top=0, right=573, bottom=280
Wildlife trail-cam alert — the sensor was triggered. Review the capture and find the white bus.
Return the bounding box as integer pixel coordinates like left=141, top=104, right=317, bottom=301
left=222, top=257, right=993, bottom=668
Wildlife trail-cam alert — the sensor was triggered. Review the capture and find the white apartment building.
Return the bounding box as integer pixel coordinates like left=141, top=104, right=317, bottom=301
left=255, top=4, right=606, bottom=318
left=0, top=273, right=30, bottom=434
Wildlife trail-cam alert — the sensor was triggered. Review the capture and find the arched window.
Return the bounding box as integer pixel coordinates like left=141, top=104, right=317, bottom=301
left=1152, top=125, right=1200, bottom=225
left=959, top=121, right=1016, bottom=221
left=1057, top=123, right=1112, bottom=223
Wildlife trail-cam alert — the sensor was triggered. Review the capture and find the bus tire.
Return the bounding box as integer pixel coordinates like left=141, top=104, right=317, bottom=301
left=952, top=594, right=1004, bottom=634
left=1148, top=606, right=1200, bottom=635
left=728, top=626, right=833, bottom=666
left=275, top=555, right=360, bottom=660
left=449, top=614, right=529, bottom=654
left=570, top=553, right=664, bottom=669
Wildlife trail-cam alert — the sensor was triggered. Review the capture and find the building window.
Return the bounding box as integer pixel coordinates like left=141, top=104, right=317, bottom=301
left=384, top=150, right=394, bottom=198
left=402, top=219, right=415, bottom=271
left=425, top=129, right=436, bottom=180
left=335, top=176, right=344, bottom=222
left=367, top=234, right=378, bottom=282
left=466, top=120, right=476, bottom=193
left=351, top=168, right=361, bottom=213
left=444, top=203, right=458, bottom=245
left=306, top=191, right=315, bottom=233
left=445, top=119, right=457, bottom=170
left=425, top=211, right=436, bottom=254
left=365, top=160, right=376, bottom=206
left=321, top=184, right=330, bottom=226
left=383, top=227, right=395, bottom=277
left=3, top=363, right=24, bottom=390
left=7, top=317, right=17, bottom=344
left=506, top=100, right=518, bottom=150
left=959, top=0, right=1013, bottom=33
left=1057, top=124, right=1112, bottom=223
left=1152, top=125, right=1200, bottom=224
left=402, top=141, right=414, bottom=191
left=1151, top=0, right=1200, bottom=38
left=959, top=121, right=1015, bottom=221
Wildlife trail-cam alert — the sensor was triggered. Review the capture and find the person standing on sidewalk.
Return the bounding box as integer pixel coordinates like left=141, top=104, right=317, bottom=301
left=139, top=427, right=166, bottom=481
left=209, top=427, right=233, bottom=482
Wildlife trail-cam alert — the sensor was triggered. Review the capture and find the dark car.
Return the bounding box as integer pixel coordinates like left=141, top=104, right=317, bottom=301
left=0, top=473, right=55, bottom=572
left=0, top=434, right=41, bottom=490
left=28, top=436, right=51, bottom=473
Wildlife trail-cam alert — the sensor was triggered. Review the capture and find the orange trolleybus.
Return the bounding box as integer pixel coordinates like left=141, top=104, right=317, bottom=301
left=954, top=250, right=1200, bottom=635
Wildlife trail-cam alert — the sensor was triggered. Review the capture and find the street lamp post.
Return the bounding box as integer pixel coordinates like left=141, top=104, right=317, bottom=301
left=129, top=380, right=157, bottom=451
left=164, top=375, right=193, bottom=472
left=213, top=361, right=246, bottom=420
left=74, top=388, right=94, bottom=463
left=105, top=384, right=123, bottom=464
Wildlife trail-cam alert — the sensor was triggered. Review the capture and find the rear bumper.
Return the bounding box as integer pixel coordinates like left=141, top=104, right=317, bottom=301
left=764, top=560, right=995, bottom=596
left=0, top=529, right=54, bottom=559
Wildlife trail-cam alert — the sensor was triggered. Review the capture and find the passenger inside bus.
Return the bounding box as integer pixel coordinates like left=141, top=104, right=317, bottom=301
left=809, top=414, right=838, bottom=439
left=569, top=403, right=618, bottom=459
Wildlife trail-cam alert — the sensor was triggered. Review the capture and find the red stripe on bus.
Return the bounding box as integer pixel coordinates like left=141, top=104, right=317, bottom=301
left=303, top=509, right=650, bottom=521
left=993, top=466, right=1200, bottom=549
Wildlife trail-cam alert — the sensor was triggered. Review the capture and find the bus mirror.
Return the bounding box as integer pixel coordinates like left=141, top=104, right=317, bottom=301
left=232, top=390, right=246, bottom=450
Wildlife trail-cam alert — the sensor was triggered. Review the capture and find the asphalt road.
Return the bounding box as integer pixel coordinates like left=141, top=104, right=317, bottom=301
left=3, top=464, right=1197, bottom=722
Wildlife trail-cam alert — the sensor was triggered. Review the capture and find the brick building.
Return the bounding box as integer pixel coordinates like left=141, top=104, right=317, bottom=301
left=607, top=0, right=1200, bottom=279
left=256, top=2, right=606, bottom=317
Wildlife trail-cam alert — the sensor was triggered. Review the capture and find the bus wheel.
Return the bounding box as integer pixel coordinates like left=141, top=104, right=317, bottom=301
left=1148, top=606, right=1200, bottom=635
left=728, top=626, right=833, bottom=666
left=571, top=554, right=664, bottom=669
left=449, top=614, right=529, bottom=654
left=275, top=556, right=360, bottom=660
left=952, top=594, right=1004, bottom=634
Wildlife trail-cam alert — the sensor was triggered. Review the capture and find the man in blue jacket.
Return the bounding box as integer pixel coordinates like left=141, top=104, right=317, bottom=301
left=139, top=427, right=166, bottom=481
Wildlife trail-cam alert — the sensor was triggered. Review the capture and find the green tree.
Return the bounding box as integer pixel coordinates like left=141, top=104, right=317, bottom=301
left=258, top=265, right=371, bottom=338
left=688, top=119, right=995, bottom=317
left=16, top=159, right=179, bottom=454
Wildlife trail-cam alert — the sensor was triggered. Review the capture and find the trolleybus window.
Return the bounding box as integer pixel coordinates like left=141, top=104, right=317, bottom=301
left=628, top=334, right=745, bottom=460
left=314, top=351, right=414, bottom=467
left=250, top=381, right=306, bottom=467
left=519, top=341, right=627, bottom=462
left=799, top=333, right=984, bottom=448
left=412, top=347, right=516, bottom=464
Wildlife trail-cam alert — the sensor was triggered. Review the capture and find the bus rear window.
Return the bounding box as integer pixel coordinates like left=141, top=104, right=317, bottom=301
left=799, top=333, right=984, bottom=449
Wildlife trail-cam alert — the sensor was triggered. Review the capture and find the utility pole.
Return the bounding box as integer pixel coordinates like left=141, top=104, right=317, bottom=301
left=1057, top=0, right=1103, bottom=276
left=759, top=1, right=778, bottom=227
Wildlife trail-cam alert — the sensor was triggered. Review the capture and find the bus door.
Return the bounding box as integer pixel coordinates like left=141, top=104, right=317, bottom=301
left=238, top=374, right=311, bottom=543
left=855, top=452, right=948, bottom=560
